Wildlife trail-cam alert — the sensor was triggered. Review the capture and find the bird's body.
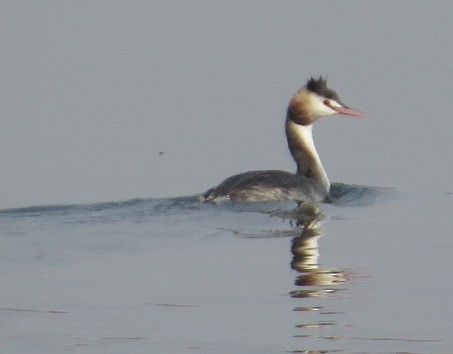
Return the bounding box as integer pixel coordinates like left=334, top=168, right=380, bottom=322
left=198, top=77, right=364, bottom=204
left=201, top=169, right=325, bottom=203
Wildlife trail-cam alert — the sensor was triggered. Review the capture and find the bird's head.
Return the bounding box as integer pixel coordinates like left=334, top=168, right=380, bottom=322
left=287, top=76, right=365, bottom=125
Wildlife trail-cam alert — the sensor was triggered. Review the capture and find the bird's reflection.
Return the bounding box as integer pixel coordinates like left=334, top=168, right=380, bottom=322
left=288, top=202, right=348, bottom=352
left=288, top=202, right=348, bottom=298
left=230, top=201, right=355, bottom=352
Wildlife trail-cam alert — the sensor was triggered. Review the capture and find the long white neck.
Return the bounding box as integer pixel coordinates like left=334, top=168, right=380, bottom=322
left=285, top=119, right=330, bottom=190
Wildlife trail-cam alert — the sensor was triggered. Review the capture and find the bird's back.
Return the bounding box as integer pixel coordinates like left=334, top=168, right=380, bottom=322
left=198, top=170, right=328, bottom=203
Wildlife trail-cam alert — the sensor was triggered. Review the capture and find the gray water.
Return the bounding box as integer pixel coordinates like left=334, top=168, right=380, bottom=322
left=1, top=1, right=453, bottom=353
left=1, top=184, right=452, bottom=353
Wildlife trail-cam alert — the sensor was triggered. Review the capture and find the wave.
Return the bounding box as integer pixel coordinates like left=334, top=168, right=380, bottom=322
left=0, top=183, right=391, bottom=219
left=328, top=182, right=392, bottom=207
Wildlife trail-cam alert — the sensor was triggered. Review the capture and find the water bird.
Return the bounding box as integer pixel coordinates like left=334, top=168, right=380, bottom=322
left=199, top=76, right=365, bottom=203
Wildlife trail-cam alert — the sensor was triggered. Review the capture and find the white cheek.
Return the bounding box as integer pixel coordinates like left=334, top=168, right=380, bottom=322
left=311, top=98, right=336, bottom=117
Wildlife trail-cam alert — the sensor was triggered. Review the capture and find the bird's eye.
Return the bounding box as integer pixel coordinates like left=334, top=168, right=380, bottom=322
left=323, top=99, right=330, bottom=106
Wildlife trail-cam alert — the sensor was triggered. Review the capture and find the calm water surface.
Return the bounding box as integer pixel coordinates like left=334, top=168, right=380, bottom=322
left=1, top=183, right=452, bottom=353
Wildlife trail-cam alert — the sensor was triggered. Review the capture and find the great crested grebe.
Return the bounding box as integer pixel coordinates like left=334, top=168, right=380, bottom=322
left=198, top=76, right=365, bottom=203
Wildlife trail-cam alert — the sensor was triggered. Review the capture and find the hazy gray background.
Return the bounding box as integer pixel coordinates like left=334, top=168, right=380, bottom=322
left=2, top=1, right=452, bottom=209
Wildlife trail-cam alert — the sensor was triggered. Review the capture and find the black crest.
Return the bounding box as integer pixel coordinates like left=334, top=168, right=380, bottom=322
left=306, top=76, right=340, bottom=101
